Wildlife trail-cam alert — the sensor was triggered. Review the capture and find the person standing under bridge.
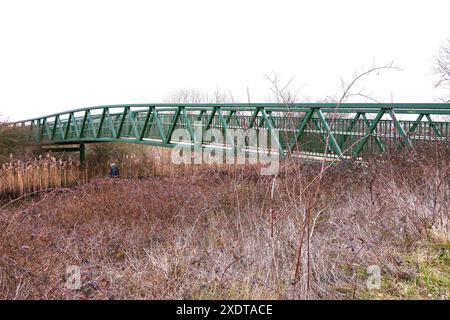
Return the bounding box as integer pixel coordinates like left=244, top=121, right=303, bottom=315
left=110, top=163, right=120, bottom=178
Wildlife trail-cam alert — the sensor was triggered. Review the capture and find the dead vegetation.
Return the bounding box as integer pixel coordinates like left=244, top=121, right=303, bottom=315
left=0, top=144, right=448, bottom=300
left=0, top=156, right=88, bottom=200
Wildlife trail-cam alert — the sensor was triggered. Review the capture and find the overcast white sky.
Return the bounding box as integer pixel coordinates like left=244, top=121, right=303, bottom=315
left=0, top=0, right=449, bottom=120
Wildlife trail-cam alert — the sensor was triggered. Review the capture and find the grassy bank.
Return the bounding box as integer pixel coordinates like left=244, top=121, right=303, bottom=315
left=0, top=146, right=448, bottom=299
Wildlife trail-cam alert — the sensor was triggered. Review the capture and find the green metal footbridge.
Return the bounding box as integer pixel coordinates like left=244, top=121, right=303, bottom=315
left=8, top=103, right=450, bottom=163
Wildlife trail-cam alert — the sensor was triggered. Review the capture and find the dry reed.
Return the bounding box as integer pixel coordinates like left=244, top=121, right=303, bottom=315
left=0, top=155, right=88, bottom=199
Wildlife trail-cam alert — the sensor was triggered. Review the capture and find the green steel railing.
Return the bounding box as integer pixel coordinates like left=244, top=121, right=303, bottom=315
left=7, top=103, right=450, bottom=162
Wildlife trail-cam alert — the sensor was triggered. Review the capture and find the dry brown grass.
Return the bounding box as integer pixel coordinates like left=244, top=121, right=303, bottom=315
left=0, top=156, right=88, bottom=200
left=0, top=145, right=448, bottom=300
left=87, top=143, right=191, bottom=178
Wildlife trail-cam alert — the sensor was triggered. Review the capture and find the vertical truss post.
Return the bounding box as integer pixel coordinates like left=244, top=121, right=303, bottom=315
left=128, top=110, right=141, bottom=139
left=289, top=108, right=315, bottom=153
left=312, top=117, right=332, bottom=154
left=181, top=107, right=197, bottom=144
left=316, top=109, right=343, bottom=158
left=64, top=114, right=72, bottom=140
left=51, top=116, right=58, bottom=140
left=258, top=110, right=276, bottom=128
left=97, top=109, right=107, bottom=138
left=80, top=111, right=88, bottom=139
left=116, top=107, right=128, bottom=139
left=105, top=108, right=117, bottom=138
left=388, top=109, right=413, bottom=149
left=217, top=108, right=234, bottom=146
left=153, top=110, right=166, bottom=143
left=361, top=114, right=385, bottom=153
left=226, top=109, right=242, bottom=128
left=352, top=109, right=386, bottom=157
left=249, top=107, right=261, bottom=129
left=55, top=115, right=65, bottom=140
left=425, top=114, right=443, bottom=138
left=218, top=107, right=242, bottom=159
left=205, top=108, right=217, bottom=131
left=339, top=112, right=362, bottom=147
left=72, top=113, right=81, bottom=138
left=139, top=107, right=153, bottom=140
left=86, top=110, right=96, bottom=138
left=41, top=118, right=51, bottom=141
left=197, top=109, right=206, bottom=122
left=165, top=107, right=182, bottom=144
left=227, top=109, right=242, bottom=127
left=408, top=114, right=425, bottom=135
left=226, top=110, right=235, bottom=125
left=260, top=108, right=283, bottom=157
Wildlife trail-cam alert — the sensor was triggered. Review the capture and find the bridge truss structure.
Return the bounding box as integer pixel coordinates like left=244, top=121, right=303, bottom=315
left=8, top=103, right=450, bottom=163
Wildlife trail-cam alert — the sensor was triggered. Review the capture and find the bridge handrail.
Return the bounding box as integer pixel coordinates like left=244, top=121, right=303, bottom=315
left=8, top=103, right=450, bottom=125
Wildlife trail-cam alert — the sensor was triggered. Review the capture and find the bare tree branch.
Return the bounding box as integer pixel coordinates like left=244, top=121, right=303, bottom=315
left=164, top=88, right=233, bottom=103
left=434, top=38, right=450, bottom=90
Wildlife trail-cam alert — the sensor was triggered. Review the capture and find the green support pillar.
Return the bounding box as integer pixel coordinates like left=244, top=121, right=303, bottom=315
left=80, top=143, right=86, bottom=165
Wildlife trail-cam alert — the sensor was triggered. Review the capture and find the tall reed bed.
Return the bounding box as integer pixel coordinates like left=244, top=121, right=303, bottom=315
left=0, top=145, right=175, bottom=199
left=0, top=155, right=88, bottom=199
left=87, top=144, right=195, bottom=178
left=94, top=151, right=259, bottom=179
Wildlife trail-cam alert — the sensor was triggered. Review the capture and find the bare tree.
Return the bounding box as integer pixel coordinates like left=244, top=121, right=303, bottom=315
left=164, top=88, right=233, bottom=103
left=434, top=39, right=450, bottom=89
left=265, top=63, right=399, bottom=112
left=264, top=73, right=305, bottom=107
left=434, top=38, right=450, bottom=102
